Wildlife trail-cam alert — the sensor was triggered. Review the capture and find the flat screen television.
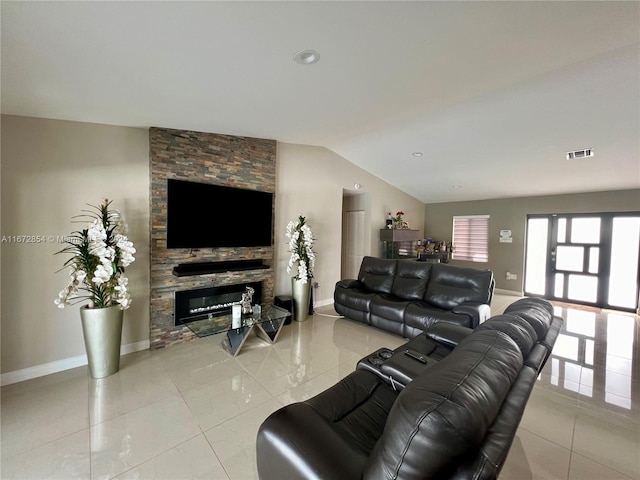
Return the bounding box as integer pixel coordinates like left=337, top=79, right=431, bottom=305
left=167, top=178, right=274, bottom=248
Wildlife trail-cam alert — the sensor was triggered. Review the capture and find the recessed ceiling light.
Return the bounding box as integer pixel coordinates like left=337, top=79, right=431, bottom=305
left=452, top=185, right=462, bottom=189
left=412, top=152, right=423, bottom=157
left=293, top=49, right=320, bottom=65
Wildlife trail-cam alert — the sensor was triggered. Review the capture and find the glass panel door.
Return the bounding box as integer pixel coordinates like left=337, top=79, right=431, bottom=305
left=525, top=213, right=640, bottom=312
left=524, top=217, right=548, bottom=295
left=553, top=215, right=601, bottom=304
left=608, top=217, right=640, bottom=310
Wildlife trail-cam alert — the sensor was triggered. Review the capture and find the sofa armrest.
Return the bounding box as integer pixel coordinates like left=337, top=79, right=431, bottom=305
left=424, top=322, right=473, bottom=349
left=452, top=302, right=491, bottom=328
left=335, top=278, right=362, bottom=289
left=257, top=402, right=367, bottom=480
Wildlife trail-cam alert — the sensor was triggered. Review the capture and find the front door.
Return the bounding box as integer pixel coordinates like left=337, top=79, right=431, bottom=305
left=524, top=212, right=640, bottom=312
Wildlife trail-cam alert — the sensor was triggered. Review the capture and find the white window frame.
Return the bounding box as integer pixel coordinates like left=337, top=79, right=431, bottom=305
left=451, top=215, right=489, bottom=263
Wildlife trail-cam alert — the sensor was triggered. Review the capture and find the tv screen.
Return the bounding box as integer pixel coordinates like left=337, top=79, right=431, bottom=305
left=167, top=178, right=273, bottom=248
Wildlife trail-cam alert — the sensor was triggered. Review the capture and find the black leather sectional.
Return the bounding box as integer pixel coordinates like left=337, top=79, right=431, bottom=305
left=256, top=297, right=563, bottom=480
left=334, top=256, right=495, bottom=336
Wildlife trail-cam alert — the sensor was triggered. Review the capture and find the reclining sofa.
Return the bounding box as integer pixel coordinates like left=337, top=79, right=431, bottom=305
left=257, top=297, right=563, bottom=480
left=334, top=256, right=495, bottom=337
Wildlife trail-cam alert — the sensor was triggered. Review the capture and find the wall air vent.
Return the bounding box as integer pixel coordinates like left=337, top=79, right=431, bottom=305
left=566, top=148, right=594, bottom=160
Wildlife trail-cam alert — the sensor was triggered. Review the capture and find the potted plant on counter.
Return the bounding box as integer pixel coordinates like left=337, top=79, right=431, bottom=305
left=54, top=198, right=136, bottom=378
left=286, top=215, right=315, bottom=322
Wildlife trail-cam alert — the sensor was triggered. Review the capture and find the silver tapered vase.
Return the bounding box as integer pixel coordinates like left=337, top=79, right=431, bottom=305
left=291, top=277, right=311, bottom=322
left=80, top=304, right=124, bottom=379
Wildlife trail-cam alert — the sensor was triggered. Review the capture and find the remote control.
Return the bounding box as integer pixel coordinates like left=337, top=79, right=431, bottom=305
left=404, top=349, right=428, bottom=364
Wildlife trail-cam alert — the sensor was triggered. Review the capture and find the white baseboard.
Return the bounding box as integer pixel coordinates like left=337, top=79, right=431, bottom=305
left=1, top=339, right=150, bottom=386
left=313, top=298, right=333, bottom=308
left=495, top=288, right=523, bottom=297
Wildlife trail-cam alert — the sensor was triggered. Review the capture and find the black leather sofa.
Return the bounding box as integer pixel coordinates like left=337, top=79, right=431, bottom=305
left=334, top=256, right=495, bottom=337
left=256, top=297, right=563, bottom=480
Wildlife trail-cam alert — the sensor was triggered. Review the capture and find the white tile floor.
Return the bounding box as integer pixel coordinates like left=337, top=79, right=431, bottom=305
left=1, top=294, right=638, bottom=479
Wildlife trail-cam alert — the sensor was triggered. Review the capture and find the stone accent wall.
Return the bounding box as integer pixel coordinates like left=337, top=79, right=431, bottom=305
left=149, top=127, right=277, bottom=350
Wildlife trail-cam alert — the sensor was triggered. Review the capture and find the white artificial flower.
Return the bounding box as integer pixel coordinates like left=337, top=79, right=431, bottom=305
left=92, top=263, right=113, bottom=285
left=115, top=234, right=136, bottom=267
left=286, top=215, right=315, bottom=281
left=297, top=263, right=308, bottom=284
left=54, top=268, right=83, bottom=307
left=54, top=285, right=72, bottom=307
left=118, top=296, right=132, bottom=309
left=87, top=219, right=107, bottom=243
left=114, top=275, right=132, bottom=309
left=55, top=200, right=136, bottom=309
left=75, top=270, right=87, bottom=283
left=286, top=252, right=299, bottom=275
left=92, top=245, right=115, bottom=264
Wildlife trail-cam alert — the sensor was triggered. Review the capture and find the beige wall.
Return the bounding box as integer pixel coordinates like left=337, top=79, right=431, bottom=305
left=1, top=115, right=150, bottom=378
left=7, top=115, right=634, bottom=380
left=1, top=120, right=423, bottom=381
left=424, top=189, right=640, bottom=292
left=275, top=143, right=424, bottom=305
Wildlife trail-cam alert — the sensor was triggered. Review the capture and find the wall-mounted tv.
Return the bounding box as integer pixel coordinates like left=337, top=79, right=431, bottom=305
left=167, top=178, right=273, bottom=249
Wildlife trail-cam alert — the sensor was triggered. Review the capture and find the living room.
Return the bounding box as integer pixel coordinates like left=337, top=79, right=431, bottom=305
left=1, top=2, right=639, bottom=479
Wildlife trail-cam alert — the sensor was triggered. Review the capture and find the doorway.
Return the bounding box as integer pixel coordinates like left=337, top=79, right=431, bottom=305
left=524, top=212, right=640, bottom=312
left=341, top=191, right=371, bottom=280
left=343, top=210, right=365, bottom=279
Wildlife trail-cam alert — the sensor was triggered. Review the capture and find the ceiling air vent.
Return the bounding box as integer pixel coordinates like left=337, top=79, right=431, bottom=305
left=566, top=148, right=594, bottom=160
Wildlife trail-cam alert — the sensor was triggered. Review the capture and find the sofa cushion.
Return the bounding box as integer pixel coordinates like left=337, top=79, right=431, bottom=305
left=425, top=264, right=494, bottom=309
left=505, top=296, right=554, bottom=316
left=390, top=260, right=432, bottom=300
left=363, top=329, right=523, bottom=480
left=257, top=371, right=390, bottom=480
left=474, top=314, right=538, bottom=358
left=358, top=256, right=397, bottom=294
left=304, top=369, right=398, bottom=455
left=370, top=295, right=409, bottom=336
left=449, top=365, right=539, bottom=479
left=405, top=302, right=476, bottom=332
left=503, top=297, right=553, bottom=341
left=370, top=295, right=409, bottom=321
left=334, top=286, right=377, bottom=313
left=424, top=322, right=474, bottom=349
left=334, top=302, right=371, bottom=325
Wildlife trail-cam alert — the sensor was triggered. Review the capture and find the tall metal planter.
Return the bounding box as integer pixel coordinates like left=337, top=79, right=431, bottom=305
left=80, top=305, right=124, bottom=379
left=291, top=278, right=311, bottom=322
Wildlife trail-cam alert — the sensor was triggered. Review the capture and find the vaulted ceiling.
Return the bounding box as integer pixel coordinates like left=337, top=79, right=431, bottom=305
left=2, top=1, right=639, bottom=203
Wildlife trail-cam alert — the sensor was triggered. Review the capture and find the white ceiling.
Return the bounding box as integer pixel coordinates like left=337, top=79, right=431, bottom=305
left=2, top=1, right=639, bottom=203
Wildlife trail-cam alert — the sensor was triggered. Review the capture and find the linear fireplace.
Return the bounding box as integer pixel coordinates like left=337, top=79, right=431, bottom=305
left=174, top=282, right=262, bottom=326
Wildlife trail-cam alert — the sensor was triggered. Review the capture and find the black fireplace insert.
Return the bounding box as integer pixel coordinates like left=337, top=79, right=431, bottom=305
left=174, top=282, right=262, bottom=325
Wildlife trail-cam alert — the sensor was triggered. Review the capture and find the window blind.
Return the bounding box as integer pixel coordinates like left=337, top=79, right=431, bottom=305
left=452, top=215, right=489, bottom=262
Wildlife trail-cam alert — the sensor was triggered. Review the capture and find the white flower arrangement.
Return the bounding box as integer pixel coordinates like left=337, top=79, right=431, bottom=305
left=286, top=215, right=315, bottom=284
left=54, top=198, right=136, bottom=310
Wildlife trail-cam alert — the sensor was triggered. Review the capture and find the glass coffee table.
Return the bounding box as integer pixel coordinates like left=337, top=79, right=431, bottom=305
left=178, top=304, right=291, bottom=356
